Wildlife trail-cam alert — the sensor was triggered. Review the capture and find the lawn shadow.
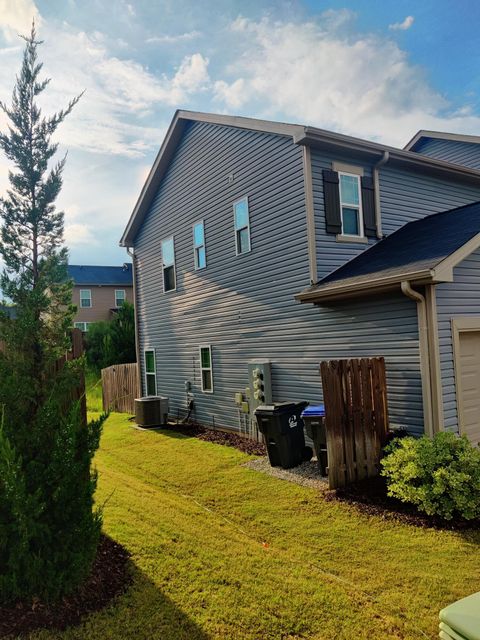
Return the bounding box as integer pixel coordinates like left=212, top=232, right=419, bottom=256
left=79, top=559, right=211, bottom=640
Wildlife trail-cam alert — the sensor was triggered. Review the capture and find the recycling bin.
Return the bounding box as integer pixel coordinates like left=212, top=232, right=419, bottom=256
left=301, top=404, right=327, bottom=475
left=254, top=402, right=312, bottom=469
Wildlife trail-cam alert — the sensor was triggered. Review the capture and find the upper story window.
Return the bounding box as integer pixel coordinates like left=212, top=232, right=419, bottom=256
left=339, top=172, right=364, bottom=237
left=161, top=236, right=176, bottom=292
left=115, top=289, right=126, bottom=307
left=80, top=289, right=92, bottom=308
left=193, top=220, right=206, bottom=270
left=234, top=197, right=251, bottom=255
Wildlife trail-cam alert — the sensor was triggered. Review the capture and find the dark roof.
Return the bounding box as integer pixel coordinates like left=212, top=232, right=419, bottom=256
left=298, top=201, right=480, bottom=300
left=68, top=264, right=133, bottom=286
left=0, top=304, right=17, bottom=319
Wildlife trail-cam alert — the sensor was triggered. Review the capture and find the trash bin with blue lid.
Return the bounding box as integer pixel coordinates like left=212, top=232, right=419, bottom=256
left=254, top=402, right=312, bottom=469
left=301, top=404, right=327, bottom=475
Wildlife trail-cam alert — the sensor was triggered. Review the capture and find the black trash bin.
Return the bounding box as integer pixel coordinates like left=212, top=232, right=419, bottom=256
left=255, top=402, right=312, bottom=469
left=301, top=404, right=327, bottom=475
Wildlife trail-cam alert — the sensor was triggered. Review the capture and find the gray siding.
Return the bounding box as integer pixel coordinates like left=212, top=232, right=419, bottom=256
left=436, top=247, right=480, bottom=432
left=414, top=138, right=480, bottom=170
left=134, top=122, right=423, bottom=434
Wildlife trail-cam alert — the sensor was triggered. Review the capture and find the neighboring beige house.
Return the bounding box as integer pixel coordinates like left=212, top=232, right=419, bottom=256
left=68, top=264, right=133, bottom=331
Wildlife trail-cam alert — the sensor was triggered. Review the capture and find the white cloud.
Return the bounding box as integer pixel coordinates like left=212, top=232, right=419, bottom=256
left=146, top=31, right=201, bottom=44
left=213, top=15, right=480, bottom=147
left=172, top=53, right=209, bottom=93
left=0, top=0, right=40, bottom=41
left=64, top=222, right=98, bottom=247
left=389, top=16, right=415, bottom=31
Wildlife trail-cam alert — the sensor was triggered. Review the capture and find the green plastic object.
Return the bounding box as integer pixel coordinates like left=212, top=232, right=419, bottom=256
left=440, top=621, right=468, bottom=640
left=440, top=592, right=480, bottom=640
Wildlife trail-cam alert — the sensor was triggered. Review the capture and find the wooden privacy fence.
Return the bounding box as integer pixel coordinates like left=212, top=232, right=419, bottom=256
left=52, top=328, right=87, bottom=426
left=320, top=357, right=389, bottom=489
left=101, top=362, right=138, bottom=413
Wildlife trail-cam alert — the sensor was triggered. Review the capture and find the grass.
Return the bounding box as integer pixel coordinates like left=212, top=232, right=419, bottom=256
left=27, top=412, right=480, bottom=639
left=85, top=370, right=103, bottom=413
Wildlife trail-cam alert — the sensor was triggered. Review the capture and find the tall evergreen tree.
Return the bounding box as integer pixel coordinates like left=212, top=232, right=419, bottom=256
left=0, top=23, right=105, bottom=602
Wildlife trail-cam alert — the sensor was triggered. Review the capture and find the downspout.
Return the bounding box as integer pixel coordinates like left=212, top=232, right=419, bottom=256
left=126, top=247, right=142, bottom=399
left=401, top=281, right=434, bottom=437
left=373, top=151, right=389, bottom=239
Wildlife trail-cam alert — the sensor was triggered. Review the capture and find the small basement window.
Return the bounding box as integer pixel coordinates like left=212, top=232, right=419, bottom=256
left=161, top=236, right=176, bottom=292
left=234, top=197, right=251, bottom=255
left=144, top=349, right=157, bottom=396
left=80, top=289, right=92, bottom=308
left=193, top=220, right=206, bottom=269
left=339, top=173, right=364, bottom=237
left=199, top=345, right=213, bottom=393
left=74, top=321, right=90, bottom=332
left=115, top=289, right=126, bottom=307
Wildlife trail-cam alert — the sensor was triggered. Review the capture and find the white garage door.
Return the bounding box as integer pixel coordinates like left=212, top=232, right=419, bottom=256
left=458, top=331, right=480, bottom=446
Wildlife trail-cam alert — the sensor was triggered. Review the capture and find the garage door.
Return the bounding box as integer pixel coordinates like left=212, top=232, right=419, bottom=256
left=458, top=331, right=480, bottom=445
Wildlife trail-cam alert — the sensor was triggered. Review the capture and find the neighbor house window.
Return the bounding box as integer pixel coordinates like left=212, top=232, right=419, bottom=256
left=80, top=289, right=92, bottom=308
left=193, top=220, right=206, bottom=269
left=144, top=349, right=157, bottom=396
left=115, top=289, right=126, bottom=307
left=234, top=197, right=251, bottom=255
left=339, top=173, right=364, bottom=237
left=199, top=345, right=213, bottom=393
left=74, top=322, right=90, bottom=332
left=161, top=236, right=176, bottom=292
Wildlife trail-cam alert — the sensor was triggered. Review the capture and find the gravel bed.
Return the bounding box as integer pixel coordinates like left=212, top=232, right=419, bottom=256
left=244, top=456, right=328, bottom=490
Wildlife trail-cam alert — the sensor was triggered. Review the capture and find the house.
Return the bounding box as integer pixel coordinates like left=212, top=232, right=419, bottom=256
left=68, top=264, right=134, bottom=331
left=120, top=110, right=480, bottom=444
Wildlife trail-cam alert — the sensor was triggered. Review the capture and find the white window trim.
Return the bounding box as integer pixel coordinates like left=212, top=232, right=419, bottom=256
left=161, top=235, right=176, bottom=293
left=115, top=289, right=126, bottom=307
left=74, top=321, right=91, bottom=332
left=338, top=171, right=365, bottom=239
left=144, top=348, right=157, bottom=396
left=199, top=344, right=213, bottom=393
left=192, top=219, right=206, bottom=270
left=80, top=289, right=92, bottom=308
left=233, top=196, right=251, bottom=256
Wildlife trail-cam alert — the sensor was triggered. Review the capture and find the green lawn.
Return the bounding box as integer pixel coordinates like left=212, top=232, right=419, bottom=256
left=30, top=412, right=480, bottom=640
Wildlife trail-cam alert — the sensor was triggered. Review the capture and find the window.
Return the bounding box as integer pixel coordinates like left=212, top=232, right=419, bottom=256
left=234, top=197, right=251, bottom=255
left=339, top=173, right=363, bottom=237
left=144, top=349, right=157, bottom=396
left=199, top=345, right=213, bottom=393
left=161, top=236, right=176, bottom=292
left=115, top=289, right=126, bottom=307
left=80, top=289, right=92, bottom=308
left=74, top=322, right=90, bottom=332
left=193, top=221, right=206, bottom=270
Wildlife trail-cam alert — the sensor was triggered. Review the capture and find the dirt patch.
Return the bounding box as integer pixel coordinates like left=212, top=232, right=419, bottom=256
left=0, top=535, right=131, bottom=638
left=326, top=475, right=480, bottom=531
left=163, top=422, right=266, bottom=456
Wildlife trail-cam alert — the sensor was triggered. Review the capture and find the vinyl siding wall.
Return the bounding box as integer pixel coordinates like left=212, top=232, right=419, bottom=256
left=413, top=138, right=480, bottom=170
left=134, top=121, right=423, bottom=433
left=436, top=247, right=480, bottom=432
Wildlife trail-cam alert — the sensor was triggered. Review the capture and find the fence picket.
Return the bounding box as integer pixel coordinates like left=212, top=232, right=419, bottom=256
left=101, top=362, right=138, bottom=414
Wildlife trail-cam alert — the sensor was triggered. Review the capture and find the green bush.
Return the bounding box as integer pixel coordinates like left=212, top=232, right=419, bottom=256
left=85, top=302, right=135, bottom=372
left=381, top=432, right=480, bottom=520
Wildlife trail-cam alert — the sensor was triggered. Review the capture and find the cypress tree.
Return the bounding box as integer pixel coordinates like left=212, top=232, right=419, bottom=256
left=0, top=23, right=105, bottom=602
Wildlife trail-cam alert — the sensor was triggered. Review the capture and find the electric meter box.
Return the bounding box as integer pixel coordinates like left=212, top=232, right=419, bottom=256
left=248, top=360, right=272, bottom=415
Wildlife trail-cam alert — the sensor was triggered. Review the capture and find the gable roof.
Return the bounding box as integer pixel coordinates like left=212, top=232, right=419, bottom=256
left=296, top=201, right=480, bottom=303
left=404, top=130, right=480, bottom=152
left=68, top=264, right=133, bottom=286
left=119, top=110, right=480, bottom=247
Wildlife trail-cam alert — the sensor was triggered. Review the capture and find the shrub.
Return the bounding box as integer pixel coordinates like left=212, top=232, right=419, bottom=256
left=381, top=432, right=480, bottom=520
left=85, top=302, right=135, bottom=372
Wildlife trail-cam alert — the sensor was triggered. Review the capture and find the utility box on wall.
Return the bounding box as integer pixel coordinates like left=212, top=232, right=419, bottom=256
left=248, top=360, right=272, bottom=415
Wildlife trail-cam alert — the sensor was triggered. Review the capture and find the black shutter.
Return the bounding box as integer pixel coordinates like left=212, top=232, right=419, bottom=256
left=361, top=176, right=376, bottom=238
left=322, top=169, right=341, bottom=234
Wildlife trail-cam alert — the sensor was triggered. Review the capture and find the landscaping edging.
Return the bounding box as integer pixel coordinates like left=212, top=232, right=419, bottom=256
left=162, top=422, right=267, bottom=456
left=0, top=535, right=131, bottom=638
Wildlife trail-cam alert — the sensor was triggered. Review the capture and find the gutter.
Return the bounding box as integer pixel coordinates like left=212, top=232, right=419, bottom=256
left=373, top=151, right=389, bottom=238
left=126, top=247, right=142, bottom=398
left=401, top=281, right=434, bottom=437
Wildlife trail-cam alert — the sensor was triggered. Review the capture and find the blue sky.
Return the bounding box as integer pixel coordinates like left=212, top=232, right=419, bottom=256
left=0, top=0, right=479, bottom=266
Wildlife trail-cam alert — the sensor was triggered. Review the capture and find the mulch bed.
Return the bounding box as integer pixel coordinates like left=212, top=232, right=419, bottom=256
left=325, top=475, right=480, bottom=531
left=163, top=422, right=266, bottom=456
left=0, top=535, right=132, bottom=638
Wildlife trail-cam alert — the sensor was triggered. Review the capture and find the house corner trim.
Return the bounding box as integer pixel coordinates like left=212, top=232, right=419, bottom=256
left=302, top=146, right=317, bottom=284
